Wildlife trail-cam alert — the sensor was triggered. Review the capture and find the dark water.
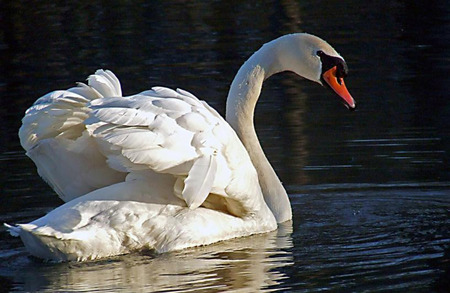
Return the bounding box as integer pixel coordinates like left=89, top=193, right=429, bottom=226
left=1, top=1, right=449, bottom=292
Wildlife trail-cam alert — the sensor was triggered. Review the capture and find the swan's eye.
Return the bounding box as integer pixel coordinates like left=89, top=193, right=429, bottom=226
left=316, top=50, right=324, bottom=57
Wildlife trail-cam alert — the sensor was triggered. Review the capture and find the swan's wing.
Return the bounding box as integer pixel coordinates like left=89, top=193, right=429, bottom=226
left=19, top=70, right=126, bottom=202
left=85, top=86, right=254, bottom=211
left=20, top=69, right=262, bottom=215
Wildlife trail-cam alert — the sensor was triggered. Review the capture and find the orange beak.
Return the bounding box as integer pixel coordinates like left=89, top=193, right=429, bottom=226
left=322, top=66, right=356, bottom=110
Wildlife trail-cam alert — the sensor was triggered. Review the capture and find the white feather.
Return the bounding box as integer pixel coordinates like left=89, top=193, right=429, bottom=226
left=182, top=153, right=218, bottom=209
left=92, top=107, right=156, bottom=126
left=88, top=69, right=122, bottom=97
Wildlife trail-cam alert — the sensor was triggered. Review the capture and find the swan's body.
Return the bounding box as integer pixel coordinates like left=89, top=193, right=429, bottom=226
left=6, top=33, right=355, bottom=261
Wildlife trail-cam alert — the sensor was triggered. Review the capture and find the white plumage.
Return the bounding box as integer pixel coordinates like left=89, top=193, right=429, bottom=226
left=6, top=33, right=355, bottom=261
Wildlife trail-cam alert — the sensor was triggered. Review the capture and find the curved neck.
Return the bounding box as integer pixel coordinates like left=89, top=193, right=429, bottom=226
left=225, top=38, right=292, bottom=223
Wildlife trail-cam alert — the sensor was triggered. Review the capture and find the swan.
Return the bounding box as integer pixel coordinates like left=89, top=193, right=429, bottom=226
left=6, top=33, right=355, bottom=261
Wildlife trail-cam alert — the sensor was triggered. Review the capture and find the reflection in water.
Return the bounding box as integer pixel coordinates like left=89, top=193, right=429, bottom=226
left=9, top=224, right=293, bottom=292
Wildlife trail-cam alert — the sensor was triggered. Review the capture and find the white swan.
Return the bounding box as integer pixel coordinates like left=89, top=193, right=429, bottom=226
left=6, top=33, right=355, bottom=261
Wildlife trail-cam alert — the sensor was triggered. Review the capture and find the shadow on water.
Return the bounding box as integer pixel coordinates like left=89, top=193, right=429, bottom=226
left=0, top=0, right=449, bottom=292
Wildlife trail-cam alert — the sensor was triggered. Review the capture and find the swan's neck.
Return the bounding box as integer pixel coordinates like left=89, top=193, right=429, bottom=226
left=225, top=38, right=292, bottom=223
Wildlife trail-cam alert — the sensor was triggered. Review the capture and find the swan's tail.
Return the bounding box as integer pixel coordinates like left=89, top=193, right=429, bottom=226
left=3, top=223, right=83, bottom=261
left=4, top=223, right=20, bottom=237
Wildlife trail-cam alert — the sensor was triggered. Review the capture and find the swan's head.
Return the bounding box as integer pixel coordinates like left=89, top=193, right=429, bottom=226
left=277, top=33, right=356, bottom=110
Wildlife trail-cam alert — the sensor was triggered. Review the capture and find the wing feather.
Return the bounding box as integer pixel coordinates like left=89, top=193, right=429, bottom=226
left=87, top=69, right=122, bottom=97
left=102, top=128, right=161, bottom=149
left=92, top=107, right=156, bottom=126
left=182, top=154, right=218, bottom=209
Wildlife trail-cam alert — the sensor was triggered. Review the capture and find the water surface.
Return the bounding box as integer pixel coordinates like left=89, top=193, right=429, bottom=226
left=1, top=1, right=449, bottom=292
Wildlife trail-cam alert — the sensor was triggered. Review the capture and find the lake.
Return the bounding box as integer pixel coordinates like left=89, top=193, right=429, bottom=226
left=0, top=1, right=449, bottom=292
